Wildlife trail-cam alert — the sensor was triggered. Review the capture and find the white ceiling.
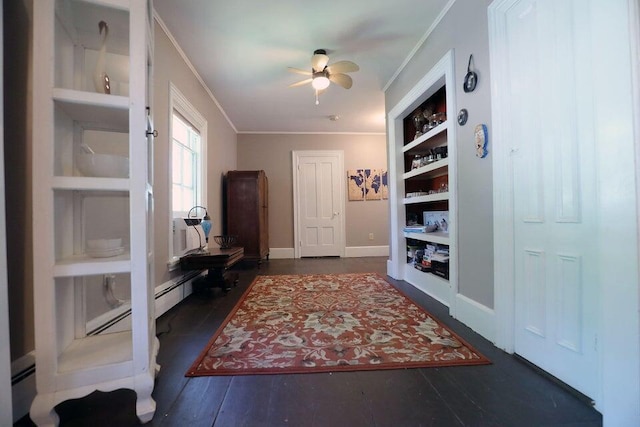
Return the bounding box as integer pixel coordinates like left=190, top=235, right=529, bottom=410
left=152, top=0, right=452, bottom=134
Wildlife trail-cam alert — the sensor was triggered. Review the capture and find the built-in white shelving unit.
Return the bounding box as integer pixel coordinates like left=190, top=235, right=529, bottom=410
left=387, top=50, right=457, bottom=310
left=31, top=1, right=157, bottom=424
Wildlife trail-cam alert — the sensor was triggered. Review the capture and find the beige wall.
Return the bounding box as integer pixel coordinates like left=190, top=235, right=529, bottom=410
left=237, top=133, right=388, bottom=249
left=385, top=0, right=494, bottom=308
left=153, top=22, right=237, bottom=284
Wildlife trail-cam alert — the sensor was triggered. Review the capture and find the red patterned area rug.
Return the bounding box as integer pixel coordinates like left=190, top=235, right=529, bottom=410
left=186, top=273, right=490, bottom=376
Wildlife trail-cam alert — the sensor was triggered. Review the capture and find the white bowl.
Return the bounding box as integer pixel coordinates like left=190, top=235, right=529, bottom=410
left=77, top=153, right=129, bottom=178
left=87, top=238, right=122, bottom=250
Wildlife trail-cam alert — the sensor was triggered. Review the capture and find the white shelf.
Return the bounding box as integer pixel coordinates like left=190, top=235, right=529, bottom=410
left=403, top=192, right=449, bottom=204
left=58, top=330, right=132, bottom=374
left=403, top=157, right=448, bottom=180
left=53, top=88, right=129, bottom=128
left=78, top=0, right=131, bottom=11
left=54, top=252, right=131, bottom=277
left=403, top=231, right=450, bottom=245
left=53, top=176, right=130, bottom=191
left=403, top=121, right=448, bottom=153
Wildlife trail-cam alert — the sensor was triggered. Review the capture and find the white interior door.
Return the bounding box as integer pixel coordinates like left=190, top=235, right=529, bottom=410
left=293, top=151, right=345, bottom=258
left=493, top=0, right=599, bottom=399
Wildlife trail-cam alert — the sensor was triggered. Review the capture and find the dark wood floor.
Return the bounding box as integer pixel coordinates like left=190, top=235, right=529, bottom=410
left=17, top=257, right=602, bottom=426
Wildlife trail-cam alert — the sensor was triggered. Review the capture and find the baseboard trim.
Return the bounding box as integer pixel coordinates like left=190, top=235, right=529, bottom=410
left=268, top=248, right=295, bottom=259
left=10, top=271, right=202, bottom=422
left=345, top=246, right=389, bottom=257
left=270, top=247, right=390, bottom=259
left=454, top=293, right=495, bottom=343
left=10, top=352, right=35, bottom=423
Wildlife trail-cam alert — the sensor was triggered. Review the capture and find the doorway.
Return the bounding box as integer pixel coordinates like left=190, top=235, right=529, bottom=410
left=292, top=150, right=345, bottom=258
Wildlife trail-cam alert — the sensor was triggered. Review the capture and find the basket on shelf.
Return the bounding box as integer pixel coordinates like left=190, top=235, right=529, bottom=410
left=213, top=235, right=237, bottom=249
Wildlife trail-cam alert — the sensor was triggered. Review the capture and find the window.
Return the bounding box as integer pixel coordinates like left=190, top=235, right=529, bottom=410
left=169, top=84, right=207, bottom=264
left=172, top=113, right=201, bottom=213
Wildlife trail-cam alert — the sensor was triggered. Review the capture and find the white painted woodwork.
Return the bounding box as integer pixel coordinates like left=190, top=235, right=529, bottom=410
left=0, top=4, right=13, bottom=424
left=490, top=0, right=640, bottom=423
left=30, top=0, right=158, bottom=425
left=493, top=0, right=599, bottom=401
left=386, top=50, right=457, bottom=313
left=292, top=151, right=345, bottom=258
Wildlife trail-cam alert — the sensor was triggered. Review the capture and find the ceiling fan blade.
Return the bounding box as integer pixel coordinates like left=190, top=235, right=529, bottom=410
left=289, top=78, right=313, bottom=88
left=329, top=73, right=353, bottom=89
left=311, top=53, right=329, bottom=71
left=288, top=67, right=312, bottom=76
left=327, top=60, right=359, bottom=74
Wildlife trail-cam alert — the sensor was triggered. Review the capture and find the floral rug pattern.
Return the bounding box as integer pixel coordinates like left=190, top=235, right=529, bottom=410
left=187, top=273, right=489, bottom=376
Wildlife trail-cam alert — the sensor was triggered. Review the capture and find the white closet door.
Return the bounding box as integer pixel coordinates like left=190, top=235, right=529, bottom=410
left=492, top=0, right=599, bottom=399
left=492, top=0, right=640, bottom=422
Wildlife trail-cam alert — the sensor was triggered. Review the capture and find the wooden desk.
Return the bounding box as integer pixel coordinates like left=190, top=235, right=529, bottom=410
left=180, top=247, right=244, bottom=294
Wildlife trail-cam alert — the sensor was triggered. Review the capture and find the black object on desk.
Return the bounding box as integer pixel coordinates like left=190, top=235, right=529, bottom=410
left=180, top=247, right=244, bottom=294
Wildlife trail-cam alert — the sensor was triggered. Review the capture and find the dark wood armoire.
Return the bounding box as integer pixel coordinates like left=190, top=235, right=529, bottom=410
left=225, top=170, right=269, bottom=265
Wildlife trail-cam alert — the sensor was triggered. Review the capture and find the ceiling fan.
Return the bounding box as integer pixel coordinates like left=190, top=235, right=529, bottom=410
left=288, top=49, right=359, bottom=104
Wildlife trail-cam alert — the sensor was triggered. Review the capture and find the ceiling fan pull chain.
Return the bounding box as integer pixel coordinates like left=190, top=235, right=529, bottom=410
left=315, top=90, right=320, bottom=105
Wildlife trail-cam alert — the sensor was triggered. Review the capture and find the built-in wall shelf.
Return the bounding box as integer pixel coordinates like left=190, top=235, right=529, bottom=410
left=387, top=50, right=457, bottom=312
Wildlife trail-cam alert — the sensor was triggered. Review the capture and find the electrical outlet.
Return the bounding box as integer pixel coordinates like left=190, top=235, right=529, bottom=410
left=369, top=233, right=374, bottom=240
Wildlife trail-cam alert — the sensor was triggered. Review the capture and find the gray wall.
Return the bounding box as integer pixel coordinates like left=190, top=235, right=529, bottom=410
left=237, top=133, right=389, bottom=249
left=153, top=22, right=237, bottom=285
left=385, top=0, right=494, bottom=308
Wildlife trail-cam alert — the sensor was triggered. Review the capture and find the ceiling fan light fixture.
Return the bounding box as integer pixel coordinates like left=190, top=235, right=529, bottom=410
left=312, top=73, right=330, bottom=90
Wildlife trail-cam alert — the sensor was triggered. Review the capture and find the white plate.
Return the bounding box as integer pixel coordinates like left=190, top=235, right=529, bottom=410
left=86, top=246, right=125, bottom=258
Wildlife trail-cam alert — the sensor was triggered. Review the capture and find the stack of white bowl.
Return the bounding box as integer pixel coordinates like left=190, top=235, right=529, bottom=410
left=86, top=238, right=124, bottom=258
